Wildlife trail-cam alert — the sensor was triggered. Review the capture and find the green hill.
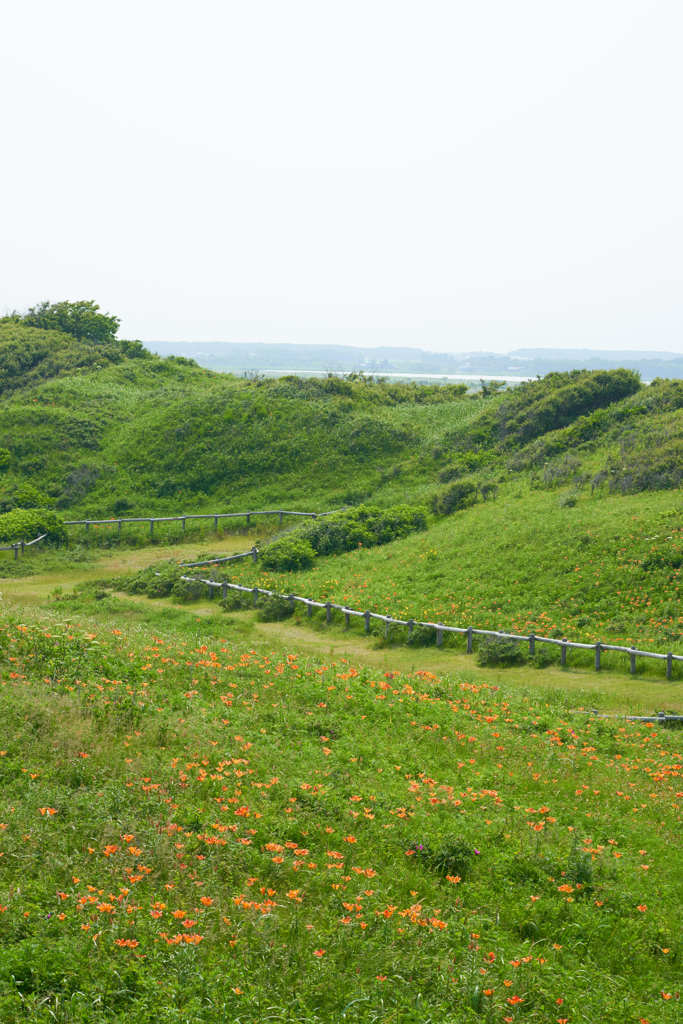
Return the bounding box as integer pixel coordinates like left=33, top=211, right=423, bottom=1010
left=0, top=323, right=681, bottom=653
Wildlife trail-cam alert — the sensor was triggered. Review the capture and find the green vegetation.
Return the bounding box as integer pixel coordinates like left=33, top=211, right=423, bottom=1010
left=0, top=308, right=681, bottom=1020
left=261, top=505, right=428, bottom=571
left=0, top=590, right=680, bottom=1023
left=0, top=508, right=66, bottom=544
left=9, top=300, right=121, bottom=346
left=226, top=487, right=681, bottom=656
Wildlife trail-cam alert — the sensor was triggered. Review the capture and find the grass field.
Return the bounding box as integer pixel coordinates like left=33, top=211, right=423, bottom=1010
left=0, top=545, right=681, bottom=1022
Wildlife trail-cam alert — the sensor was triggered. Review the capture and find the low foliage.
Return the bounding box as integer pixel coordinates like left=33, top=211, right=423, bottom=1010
left=255, top=593, right=296, bottom=621
left=260, top=535, right=316, bottom=571
left=432, top=479, right=479, bottom=515
left=0, top=611, right=679, bottom=1022
left=476, top=635, right=527, bottom=666
left=0, top=507, right=65, bottom=543
left=301, top=504, right=427, bottom=557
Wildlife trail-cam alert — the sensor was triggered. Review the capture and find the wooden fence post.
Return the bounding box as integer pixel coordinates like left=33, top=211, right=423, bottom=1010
left=214, top=516, right=219, bottom=530
left=528, top=633, right=536, bottom=656
left=325, top=602, right=332, bottom=624
left=307, top=601, right=313, bottom=618
left=279, top=512, right=284, bottom=526
left=252, top=588, right=259, bottom=607
left=117, top=520, right=122, bottom=536
left=246, top=513, right=250, bottom=526
left=407, top=619, right=414, bottom=638
left=666, top=652, right=673, bottom=680
left=594, top=643, right=601, bottom=671
left=630, top=648, right=637, bottom=674
left=466, top=627, right=473, bottom=654
left=364, top=611, right=371, bottom=634
left=182, top=518, right=186, bottom=533
left=385, top=618, right=390, bottom=640
left=221, top=583, right=228, bottom=600
left=561, top=639, right=568, bottom=667
left=13, top=544, right=18, bottom=561
left=436, top=625, right=443, bottom=648
left=251, top=546, right=258, bottom=562
left=344, top=610, right=350, bottom=629
left=149, top=519, right=154, bottom=539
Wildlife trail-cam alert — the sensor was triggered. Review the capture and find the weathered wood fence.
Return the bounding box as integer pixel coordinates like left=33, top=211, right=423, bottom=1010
left=176, top=571, right=682, bottom=680
left=0, top=533, right=47, bottom=560
left=64, top=508, right=345, bottom=541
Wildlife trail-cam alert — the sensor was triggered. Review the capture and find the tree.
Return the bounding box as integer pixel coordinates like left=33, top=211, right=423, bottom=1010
left=21, top=300, right=120, bottom=345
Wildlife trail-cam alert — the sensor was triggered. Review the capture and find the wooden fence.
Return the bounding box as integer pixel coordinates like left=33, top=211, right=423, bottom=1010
left=177, top=570, right=682, bottom=681
left=0, top=533, right=47, bottom=560
left=63, top=508, right=346, bottom=541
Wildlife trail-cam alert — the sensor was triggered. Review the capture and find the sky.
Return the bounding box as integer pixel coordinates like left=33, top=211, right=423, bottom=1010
left=1, top=0, right=682, bottom=354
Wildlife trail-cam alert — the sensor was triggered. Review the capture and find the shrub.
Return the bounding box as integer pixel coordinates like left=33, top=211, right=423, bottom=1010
left=0, top=507, right=66, bottom=544
left=11, top=483, right=50, bottom=509
left=260, top=536, right=316, bottom=571
left=171, top=577, right=207, bottom=603
left=432, top=480, right=478, bottom=516
left=476, top=636, right=527, bottom=667
left=221, top=588, right=253, bottom=612
left=406, top=623, right=438, bottom=647
left=256, top=594, right=295, bottom=621
left=294, top=505, right=427, bottom=560
left=122, top=562, right=181, bottom=598
left=0, top=448, right=9, bottom=471
left=408, top=837, right=479, bottom=878
left=604, top=430, right=682, bottom=494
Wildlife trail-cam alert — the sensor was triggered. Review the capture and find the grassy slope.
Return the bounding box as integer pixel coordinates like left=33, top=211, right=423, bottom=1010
left=0, top=586, right=680, bottom=1023
left=226, top=485, right=682, bottom=653
left=0, top=338, right=479, bottom=514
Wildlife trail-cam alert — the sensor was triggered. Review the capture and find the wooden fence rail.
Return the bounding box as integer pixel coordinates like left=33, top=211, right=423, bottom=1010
left=0, top=533, right=47, bottom=560
left=64, top=508, right=346, bottom=539
left=175, top=572, right=682, bottom=681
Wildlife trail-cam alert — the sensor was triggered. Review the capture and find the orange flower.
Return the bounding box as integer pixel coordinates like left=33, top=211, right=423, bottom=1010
left=313, top=949, right=325, bottom=957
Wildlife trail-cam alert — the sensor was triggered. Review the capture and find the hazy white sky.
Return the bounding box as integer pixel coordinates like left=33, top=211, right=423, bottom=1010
left=1, top=0, right=681, bottom=353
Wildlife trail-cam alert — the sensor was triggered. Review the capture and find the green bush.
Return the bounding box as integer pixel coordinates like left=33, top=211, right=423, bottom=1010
left=0, top=448, right=9, bottom=471
left=171, top=577, right=207, bottom=603
left=604, top=430, right=682, bottom=494
left=301, top=504, right=427, bottom=557
left=220, top=588, right=253, bottom=612
left=0, top=507, right=66, bottom=543
left=256, top=594, right=296, bottom=621
left=408, top=837, right=479, bottom=878
left=476, top=635, right=527, bottom=667
left=10, top=483, right=50, bottom=509
left=260, top=536, right=316, bottom=571
left=406, top=623, right=438, bottom=647
left=119, top=562, right=181, bottom=598
left=432, top=480, right=478, bottom=516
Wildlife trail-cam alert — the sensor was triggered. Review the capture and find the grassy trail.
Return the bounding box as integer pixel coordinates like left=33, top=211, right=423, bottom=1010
left=0, top=536, right=249, bottom=607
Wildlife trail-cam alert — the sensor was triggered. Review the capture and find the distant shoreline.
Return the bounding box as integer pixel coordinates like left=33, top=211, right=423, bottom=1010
left=239, top=368, right=534, bottom=384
